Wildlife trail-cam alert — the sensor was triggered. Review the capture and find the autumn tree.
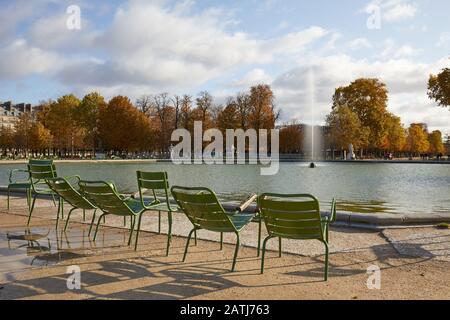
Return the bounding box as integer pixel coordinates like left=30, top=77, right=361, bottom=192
left=14, top=112, right=34, bottom=156
left=150, top=93, right=175, bottom=153
left=35, top=99, right=54, bottom=128
left=407, top=123, right=430, bottom=156
left=75, top=92, right=106, bottom=156
left=333, top=78, right=389, bottom=151
left=279, top=123, right=303, bottom=154
left=428, top=64, right=450, bottom=108
left=41, top=94, right=83, bottom=156
left=193, top=91, right=214, bottom=129
left=382, top=114, right=406, bottom=153
left=28, top=122, right=53, bottom=155
left=179, top=95, right=193, bottom=130
left=171, top=95, right=183, bottom=129
left=445, top=135, right=450, bottom=155
left=136, top=95, right=153, bottom=116
left=98, top=96, right=153, bottom=152
left=0, top=126, right=15, bottom=156
left=428, top=130, right=445, bottom=155
left=325, top=105, right=369, bottom=151
left=217, top=98, right=240, bottom=132
left=235, top=92, right=251, bottom=129
left=248, top=84, right=277, bottom=130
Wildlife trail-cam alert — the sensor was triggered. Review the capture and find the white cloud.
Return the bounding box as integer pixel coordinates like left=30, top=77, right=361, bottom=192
left=364, top=0, right=419, bottom=23
left=349, top=38, right=372, bottom=50
left=383, top=2, right=418, bottom=22
left=436, top=32, right=450, bottom=48
left=229, top=69, right=273, bottom=88
left=0, top=39, right=65, bottom=79
left=27, top=13, right=96, bottom=51
left=56, top=2, right=328, bottom=92
left=380, top=39, right=420, bottom=59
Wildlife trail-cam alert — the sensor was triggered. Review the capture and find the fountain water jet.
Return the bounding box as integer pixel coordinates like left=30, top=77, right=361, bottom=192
left=302, top=66, right=323, bottom=167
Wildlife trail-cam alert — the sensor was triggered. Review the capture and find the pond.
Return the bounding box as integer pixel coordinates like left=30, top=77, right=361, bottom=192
left=1, top=162, right=449, bottom=215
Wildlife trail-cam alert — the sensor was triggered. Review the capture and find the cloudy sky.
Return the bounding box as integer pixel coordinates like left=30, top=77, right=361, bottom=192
left=0, top=0, right=449, bottom=133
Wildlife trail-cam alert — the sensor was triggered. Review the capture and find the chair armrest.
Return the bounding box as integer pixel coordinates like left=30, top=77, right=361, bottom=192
left=132, top=186, right=151, bottom=199
left=320, top=199, right=337, bottom=224
left=119, top=194, right=132, bottom=201
left=235, top=194, right=257, bottom=213
left=64, top=175, right=81, bottom=185
left=329, top=198, right=337, bottom=223
left=9, top=169, right=29, bottom=183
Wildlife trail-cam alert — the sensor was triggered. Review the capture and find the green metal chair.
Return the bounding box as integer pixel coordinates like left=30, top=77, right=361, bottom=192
left=78, top=180, right=146, bottom=248
left=45, top=176, right=98, bottom=234
left=134, top=171, right=179, bottom=254
left=171, top=186, right=256, bottom=272
left=258, top=194, right=336, bottom=281
left=7, top=159, right=53, bottom=211
left=27, top=162, right=58, bottom=226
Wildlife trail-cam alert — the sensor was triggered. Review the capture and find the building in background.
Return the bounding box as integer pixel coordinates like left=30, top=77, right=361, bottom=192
left=0, top=101, right=33, bottom=129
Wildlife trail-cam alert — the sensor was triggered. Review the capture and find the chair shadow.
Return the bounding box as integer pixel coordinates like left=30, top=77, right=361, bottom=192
left=1, top=215, right=447, bottom=299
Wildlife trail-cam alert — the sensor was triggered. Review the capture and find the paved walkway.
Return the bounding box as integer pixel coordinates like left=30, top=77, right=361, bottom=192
left=1, top=194, right=450, bottom=300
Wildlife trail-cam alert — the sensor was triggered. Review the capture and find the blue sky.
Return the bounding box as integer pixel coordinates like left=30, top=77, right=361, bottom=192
left=0, top=0, right=449, bottom=133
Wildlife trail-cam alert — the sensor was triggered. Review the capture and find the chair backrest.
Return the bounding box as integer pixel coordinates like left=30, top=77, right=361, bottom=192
left=171, top=186, right=235, bottom=232
left=28, top=159, right=53, bottom=165
left=46, top=177, right=95, bottom=209
left=27, top=163, right=57, bottom=190
left=78, top=180, right=131, bottom=216
left=258, top=193, right=324, bottom=240
left=136, top=171, right=170, bottom=205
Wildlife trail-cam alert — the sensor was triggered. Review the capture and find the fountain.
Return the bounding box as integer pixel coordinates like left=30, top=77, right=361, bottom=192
left=302, top=66, right=323, bottom=168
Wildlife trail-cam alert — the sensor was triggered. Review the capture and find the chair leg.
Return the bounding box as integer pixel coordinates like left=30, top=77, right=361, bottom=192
left=56, top=200, right=60, bottom=229
left=220, top=232, right=223, bottom=250
left=278, top=237, right=282, bottom=257
left=27, top=194, right=37, bottom=226
left=127, top=215, right=136, bottom=246
left=166, top=212, right=173, bottom=256
left=231, top=233, right=240, bottom=272
left=183, top=228, right=197, bottom=262
left=57, top=198, right=61, bottom=219
left=322, top=240, right=329, bottom=281
left=51, top=193, right=57, bottom=207
left=123, top=216, right=126, bottom=226
left=257, top=217, right=262, bottom=257
left=83, top=209, right=86, bottom=222
left=64, top=208, right=77, bottom=232
left=158, top=211, right=161, bottom=234
left=194, top=229, right=198, bottom=246
left=7, top=187, right=10, bottom=210
left=61, top=200, right=64, bottom=219
left=88, top=209, right=97, bottom=236
left=134, top=213, right=144, bottom=251
left=93, top=213, right=108, bottom=241
left=27, top=189, right=32, bottom=208
left=260, top=236, right=273, bottom=274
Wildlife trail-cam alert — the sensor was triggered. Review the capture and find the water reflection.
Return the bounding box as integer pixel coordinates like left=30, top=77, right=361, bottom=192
left=0, top=225, right=130, bottom=272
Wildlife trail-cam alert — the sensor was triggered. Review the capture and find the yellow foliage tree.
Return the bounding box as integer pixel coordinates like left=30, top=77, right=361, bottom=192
left=407, top=123, right=430, bottom=156
left=98, top=96, right=153, bottom=152
left=326, top=105, right=370, bottom=150
left=28, top=122, right=53, bottom=152
left=382, top=114, right=406, bottom=153
left=428, top=130, right=445, bottom=154
left=333, top=78, right=389, bottom=150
